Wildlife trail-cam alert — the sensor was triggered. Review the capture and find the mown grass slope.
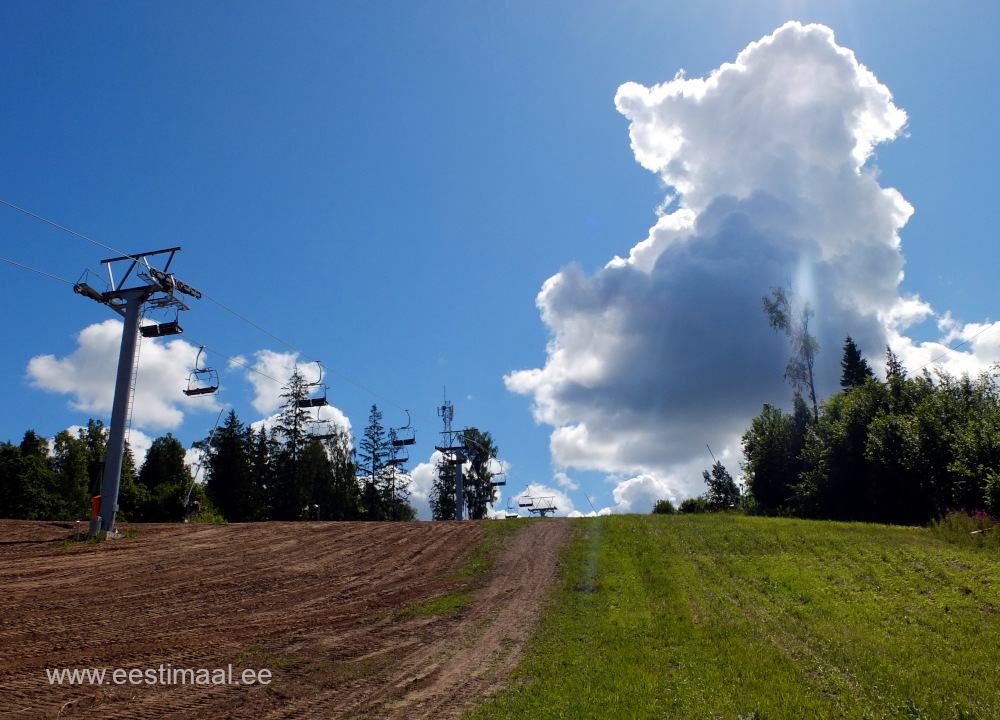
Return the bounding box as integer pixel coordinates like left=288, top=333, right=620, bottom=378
left=466, top=514, right=1000, bottom=720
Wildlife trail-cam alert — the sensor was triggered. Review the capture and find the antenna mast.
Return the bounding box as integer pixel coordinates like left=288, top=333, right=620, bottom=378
left=435, top=390, right=467, bottom=519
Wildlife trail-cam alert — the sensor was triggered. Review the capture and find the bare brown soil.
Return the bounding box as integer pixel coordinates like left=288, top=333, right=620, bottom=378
left=0, top=518, right=568, bottom=719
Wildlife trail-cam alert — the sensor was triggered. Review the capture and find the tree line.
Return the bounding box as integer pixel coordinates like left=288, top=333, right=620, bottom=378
left=0, top=418, right=207, bottom=523
left=1, top=367, right=500, bottom=523
left=696, top=287, right=1000, bottom=525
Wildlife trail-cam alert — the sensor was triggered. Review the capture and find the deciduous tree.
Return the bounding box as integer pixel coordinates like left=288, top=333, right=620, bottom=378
left=763, top=286, right=820, bottom=422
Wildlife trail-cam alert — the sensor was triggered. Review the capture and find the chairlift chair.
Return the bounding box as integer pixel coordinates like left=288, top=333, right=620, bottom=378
left=390, top=410, right=416, bottom=447
left=528, top=497, right=557, bottom=517
left=183, top=347, right=220, bottom=396
left=295, top=361, right=329, bottom=408
left=309, top=418, right=339, bottom=441
left=297, top=391, right=329, bottom=409
left=140, top=309, right=183, bottom=338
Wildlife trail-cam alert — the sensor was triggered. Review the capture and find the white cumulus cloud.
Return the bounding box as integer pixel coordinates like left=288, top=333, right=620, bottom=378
left=409, top=451, right=444, bottom=521
left=28, top=320, right=222, bottom=431
left=506, top=22, right=983, bottom=503
left=603, top=473, right=678, bottom=514
left=509, top=483, right=575, bottom=517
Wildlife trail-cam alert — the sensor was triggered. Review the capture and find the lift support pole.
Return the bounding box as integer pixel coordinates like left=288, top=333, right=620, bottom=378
left=74, top=246, right=199, bottom=534
left=99, top=287, right=150, bottom=532
left=454, top=449, right=465, bottom=521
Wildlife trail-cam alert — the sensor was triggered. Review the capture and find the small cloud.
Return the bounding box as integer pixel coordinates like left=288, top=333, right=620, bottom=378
left=603, top=473, right=678, bottom=514
left=510, top=483, right=575, bottom=517
left=408, top=451, right=445, bottom=521
left=554, top=471, right=579, bottom=491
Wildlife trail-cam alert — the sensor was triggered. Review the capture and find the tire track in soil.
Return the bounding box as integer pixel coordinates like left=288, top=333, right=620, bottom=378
left=0, top=518, right=567, bottom=719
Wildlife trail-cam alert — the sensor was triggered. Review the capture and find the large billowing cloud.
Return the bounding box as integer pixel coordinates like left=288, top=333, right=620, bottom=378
left=506, top=22, right=984, bottom=507
left=28, top=319, right=222, bottom=431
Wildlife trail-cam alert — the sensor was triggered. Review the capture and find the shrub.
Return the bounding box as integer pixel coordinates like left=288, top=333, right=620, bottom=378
left=190, top=505, right=228, bottom=524
left=678, top=497, right=711, bottom=514
left=930, top=509, right=1000, bottom=549
left=652, top=499, right=676, bottom=515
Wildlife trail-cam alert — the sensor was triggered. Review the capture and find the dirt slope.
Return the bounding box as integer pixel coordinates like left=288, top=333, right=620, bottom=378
left=0, top=518, right=568, bottom=719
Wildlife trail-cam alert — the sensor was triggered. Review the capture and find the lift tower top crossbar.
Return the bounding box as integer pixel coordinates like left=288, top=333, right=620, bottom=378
left=74, top=247, right=201, bottom=534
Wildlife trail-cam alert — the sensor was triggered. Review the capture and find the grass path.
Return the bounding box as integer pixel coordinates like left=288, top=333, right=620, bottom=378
left=465, top=514, right=1000, bottom=720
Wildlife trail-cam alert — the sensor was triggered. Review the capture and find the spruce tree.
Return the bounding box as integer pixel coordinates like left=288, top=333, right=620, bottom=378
left=205, top=410, right=262, bottom=522
left=702, top=461, right=740, bottom=510
left=384, top=428, right=415, bottom=521
left=249, top=425, right=276, bottom=520
left=315, top=426, right=360, bottom=520
left=271, top=369, right=317, bottom=520
left=357, top=404, right=390, bottom=520
left=886, top=346, right=906, bottom=380
left=840, top=336, right=874, bottom=389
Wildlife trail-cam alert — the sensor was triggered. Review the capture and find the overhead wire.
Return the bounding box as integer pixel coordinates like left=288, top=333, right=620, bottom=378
left=915, top=319, right=1000, bottom=375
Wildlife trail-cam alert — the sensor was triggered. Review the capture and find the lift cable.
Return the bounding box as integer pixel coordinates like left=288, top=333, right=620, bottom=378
left=200, top=292, right=317, bottom=364
left=0, top=198, right=140, bottom=261
left=200, top=290, right=415, bottom=419
left=182, top=339, right=367, bottom=425
left=1, top=255, right=73, bottom=284
left=914, top=319, right=1000, bottom=376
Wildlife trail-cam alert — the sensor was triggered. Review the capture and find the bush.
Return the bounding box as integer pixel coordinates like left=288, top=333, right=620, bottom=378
left=652, top=499, right=676, bottom=515
left=930, top=509, right=1000, bottom=549
left=190, top=505, right=227, bottom=524
left=678, top=497, right=711, bottom=514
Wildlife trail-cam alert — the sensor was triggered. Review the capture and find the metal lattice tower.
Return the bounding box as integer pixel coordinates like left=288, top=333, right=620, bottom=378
left=74, top=247, right=200, bottom=533
left=435, top=394, right=469, bottom=520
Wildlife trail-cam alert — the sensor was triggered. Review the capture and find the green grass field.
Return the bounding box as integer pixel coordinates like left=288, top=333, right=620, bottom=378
left=466, top=514, right=1000, bottom=720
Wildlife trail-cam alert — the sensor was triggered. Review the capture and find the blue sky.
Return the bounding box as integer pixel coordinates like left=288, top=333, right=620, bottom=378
left=2, top=2, right=999, bottom=518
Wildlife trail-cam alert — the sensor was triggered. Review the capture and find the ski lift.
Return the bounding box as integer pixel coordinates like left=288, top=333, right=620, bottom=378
left=491, top=467, right=507, bottom=487
left=183, top=347, right=219, bottom=397
left=504, top=498, right=521, bottom=519
left=390, top=410, right=416, bottom=447
left=139, top=308, right=183, bottom=338
left=309, top=418, right=339, bottom=442
left=528, top=497, right=557, bottom=517
left=518, top=496, right=557, bottom=517
left=387, top=426, right=410, bottom=466
left=296, top=361, right=329, bottom=408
